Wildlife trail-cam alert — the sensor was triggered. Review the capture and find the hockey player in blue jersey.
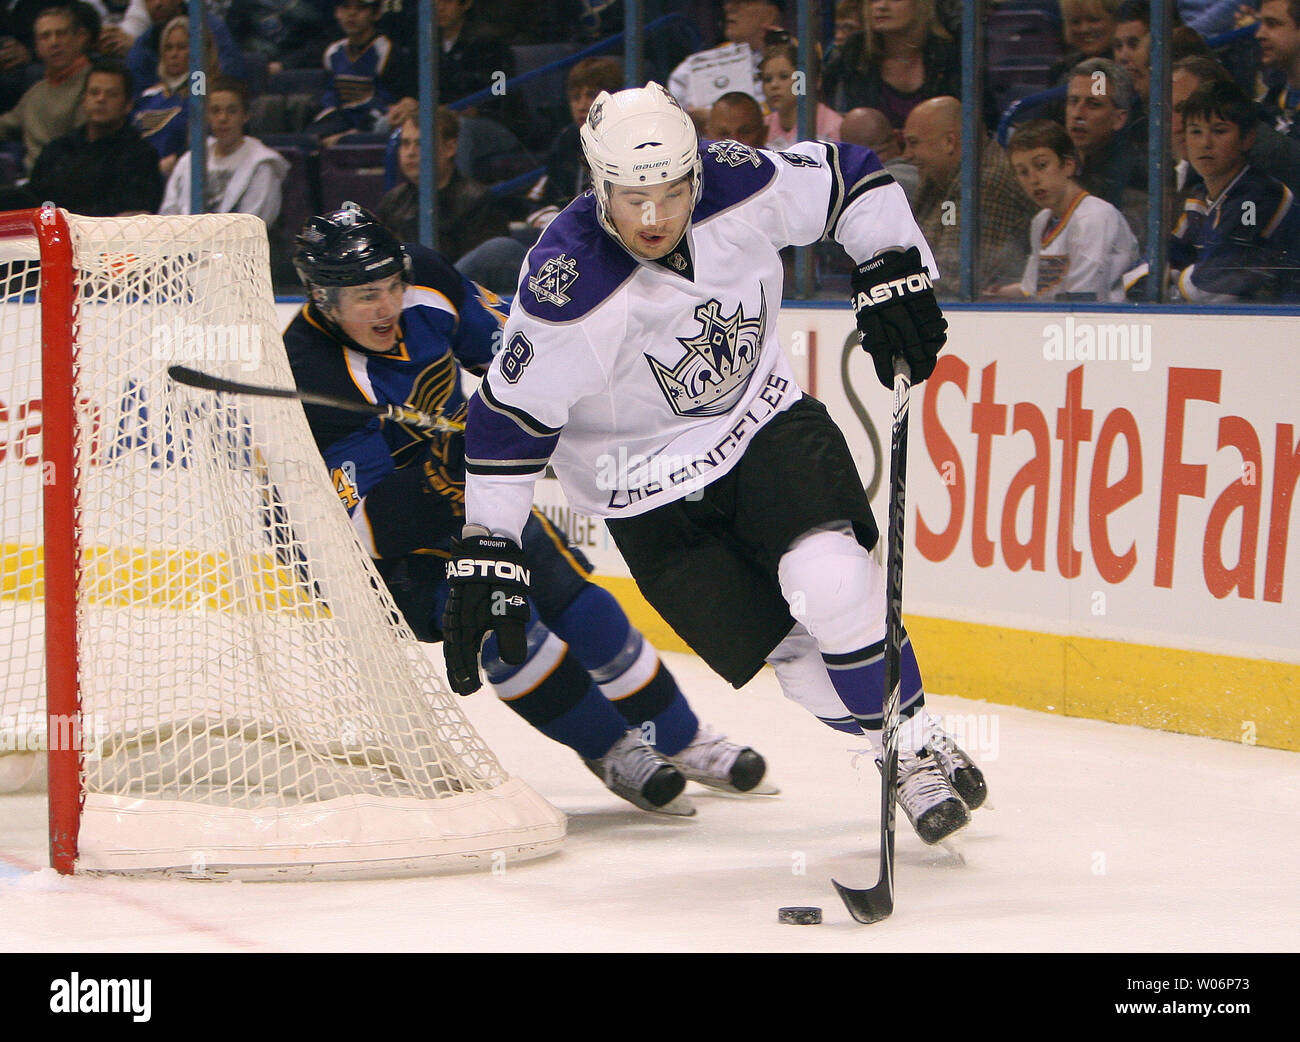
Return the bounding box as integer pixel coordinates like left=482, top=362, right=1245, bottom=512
left=283, top=203, right=773, bottom=816
left=443, top=82, right=988, bottom=846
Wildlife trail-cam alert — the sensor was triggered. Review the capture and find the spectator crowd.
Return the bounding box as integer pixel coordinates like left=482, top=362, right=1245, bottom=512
left=0, top=0, right=1293, bottom=301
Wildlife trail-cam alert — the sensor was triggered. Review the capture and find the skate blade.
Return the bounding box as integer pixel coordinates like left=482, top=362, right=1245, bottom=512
left=688, top=777, right=781, bottom=796
left=938, top=835, right=966, bottom=864
left=639, top=794, right=697, bottom=817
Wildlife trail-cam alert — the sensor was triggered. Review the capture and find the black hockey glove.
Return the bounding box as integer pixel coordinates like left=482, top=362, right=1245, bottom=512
left=442, top=526, right=530, bottom=695
left=851, top=246, right=948, bottom=388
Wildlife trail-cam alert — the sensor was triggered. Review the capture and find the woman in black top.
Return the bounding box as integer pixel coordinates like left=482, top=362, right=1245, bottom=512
left=823, top=0, right=961, bottom=128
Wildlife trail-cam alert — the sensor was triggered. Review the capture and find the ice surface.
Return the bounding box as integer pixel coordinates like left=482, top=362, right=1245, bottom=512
left=2, top=650, right=1296, bottom=952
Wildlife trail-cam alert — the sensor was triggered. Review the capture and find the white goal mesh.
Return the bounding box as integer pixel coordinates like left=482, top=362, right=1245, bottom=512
left=0, top=209, right=564, bottom=878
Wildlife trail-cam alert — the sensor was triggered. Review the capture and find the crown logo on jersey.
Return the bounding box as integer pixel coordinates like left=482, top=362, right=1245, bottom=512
left=707, top=139, right=761, bottom=169
left=647, top=288, right=767, bottom=417
left=528, top=253, right=580, bottom=307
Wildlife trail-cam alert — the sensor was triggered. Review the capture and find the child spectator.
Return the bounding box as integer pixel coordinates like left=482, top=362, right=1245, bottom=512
left=306, top=0, right=413, bottom=144
left=758, top=40, right=841, bottom=150
left=375, top=106, right=521, bottom=293
left=822, top=0, right=960, bottom=128
left=830, top=0, right=863, bottom=52
left=1163, top=80, right=1300, bottom=300
left=1171, top=53, right=1300, bottom=198
left=160, top=76, right=289, bottom=225
left=822, top=0, right=863, bottom=88
left=991, top=119, right=1137, bottom=300
left=524, top=56, right=623, bottom=227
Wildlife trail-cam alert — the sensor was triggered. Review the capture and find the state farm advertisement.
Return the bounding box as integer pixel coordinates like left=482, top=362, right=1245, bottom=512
left=791, top=308, right=1300, bottom=665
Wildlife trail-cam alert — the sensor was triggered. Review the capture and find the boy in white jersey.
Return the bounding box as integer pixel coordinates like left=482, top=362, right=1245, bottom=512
left=443, top=83, right=988, bottom=846
left=991, top=119, right=1138, bottom=302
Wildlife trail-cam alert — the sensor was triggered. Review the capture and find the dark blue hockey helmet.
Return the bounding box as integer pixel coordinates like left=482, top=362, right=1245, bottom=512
left=293, top=202, right=411, bottom=301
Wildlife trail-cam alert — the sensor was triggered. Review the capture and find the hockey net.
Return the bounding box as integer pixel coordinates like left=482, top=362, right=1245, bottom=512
left=0, top=208, right=564, bottom=878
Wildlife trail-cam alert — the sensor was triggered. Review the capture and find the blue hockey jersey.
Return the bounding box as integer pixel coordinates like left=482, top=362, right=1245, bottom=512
left=1169, top=164, right=1300, bottom=301
left=282, top=244, right=507, bottom=558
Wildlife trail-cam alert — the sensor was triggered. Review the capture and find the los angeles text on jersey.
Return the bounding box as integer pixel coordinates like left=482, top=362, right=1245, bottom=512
left=598, top=374, right=789, bottom=510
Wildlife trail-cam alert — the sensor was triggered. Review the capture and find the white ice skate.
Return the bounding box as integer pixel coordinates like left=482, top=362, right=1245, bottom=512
left=583, top=731, right=695, bottom=816
left=888, top=747, right=970, bottom=845
left=666, top=724, right=779, bottom=795
left=926, top=728, right=988, bottom=810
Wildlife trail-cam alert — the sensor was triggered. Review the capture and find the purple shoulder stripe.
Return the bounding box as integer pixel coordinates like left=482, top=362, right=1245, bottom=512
left=823, top=141, right=896, bottom=238
left=464, top=387, right=559, bottom=477
left=694, top=139, right=777, bottom=223
left=517, top=194, right=637, bottom=323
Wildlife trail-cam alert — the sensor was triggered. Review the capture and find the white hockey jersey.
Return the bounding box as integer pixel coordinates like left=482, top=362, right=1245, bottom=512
left=464, top=138, right=937, bottom=544
left=1018, top=191, right=1138, bottom=302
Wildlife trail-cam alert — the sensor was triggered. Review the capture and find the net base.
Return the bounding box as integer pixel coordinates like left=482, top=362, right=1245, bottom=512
left=77, top=779, right=565, bottom=880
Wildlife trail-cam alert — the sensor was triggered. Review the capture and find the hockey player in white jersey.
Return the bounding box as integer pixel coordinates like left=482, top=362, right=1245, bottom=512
left=284, top=203, right=775, bottom=817
left=442, top=82, right=987, bottom=845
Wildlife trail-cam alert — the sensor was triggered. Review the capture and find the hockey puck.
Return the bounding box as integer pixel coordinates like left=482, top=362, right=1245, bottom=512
left=778, top=906, right=823, bottom=925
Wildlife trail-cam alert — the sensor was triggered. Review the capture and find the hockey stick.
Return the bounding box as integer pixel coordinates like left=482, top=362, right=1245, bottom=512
left=167, top=365, right=465, bottom=432
left=832, top=358, right=911, bottom=924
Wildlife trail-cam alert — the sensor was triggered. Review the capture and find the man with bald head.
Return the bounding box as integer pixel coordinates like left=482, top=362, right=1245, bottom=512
left=839, top=106, right=919, bottom=202
left=706, top=91, right=768, bottom=148
left=902, top=96, right=1036, bottom=296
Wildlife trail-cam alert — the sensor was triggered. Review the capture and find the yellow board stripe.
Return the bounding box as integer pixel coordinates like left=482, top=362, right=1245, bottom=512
left=588, top=576, right=1300, bottom=753
left=1, top=543, right=327, bottom=617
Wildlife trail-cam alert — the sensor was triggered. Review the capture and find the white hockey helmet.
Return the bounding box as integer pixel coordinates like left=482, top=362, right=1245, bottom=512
left=580, top=81, right=703, bottom=241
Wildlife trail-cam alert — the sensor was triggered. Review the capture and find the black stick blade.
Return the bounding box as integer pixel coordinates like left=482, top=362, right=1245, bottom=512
left=832, top=878, right=894, bottom=924
left=167, top=365, right=297, bottom=400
